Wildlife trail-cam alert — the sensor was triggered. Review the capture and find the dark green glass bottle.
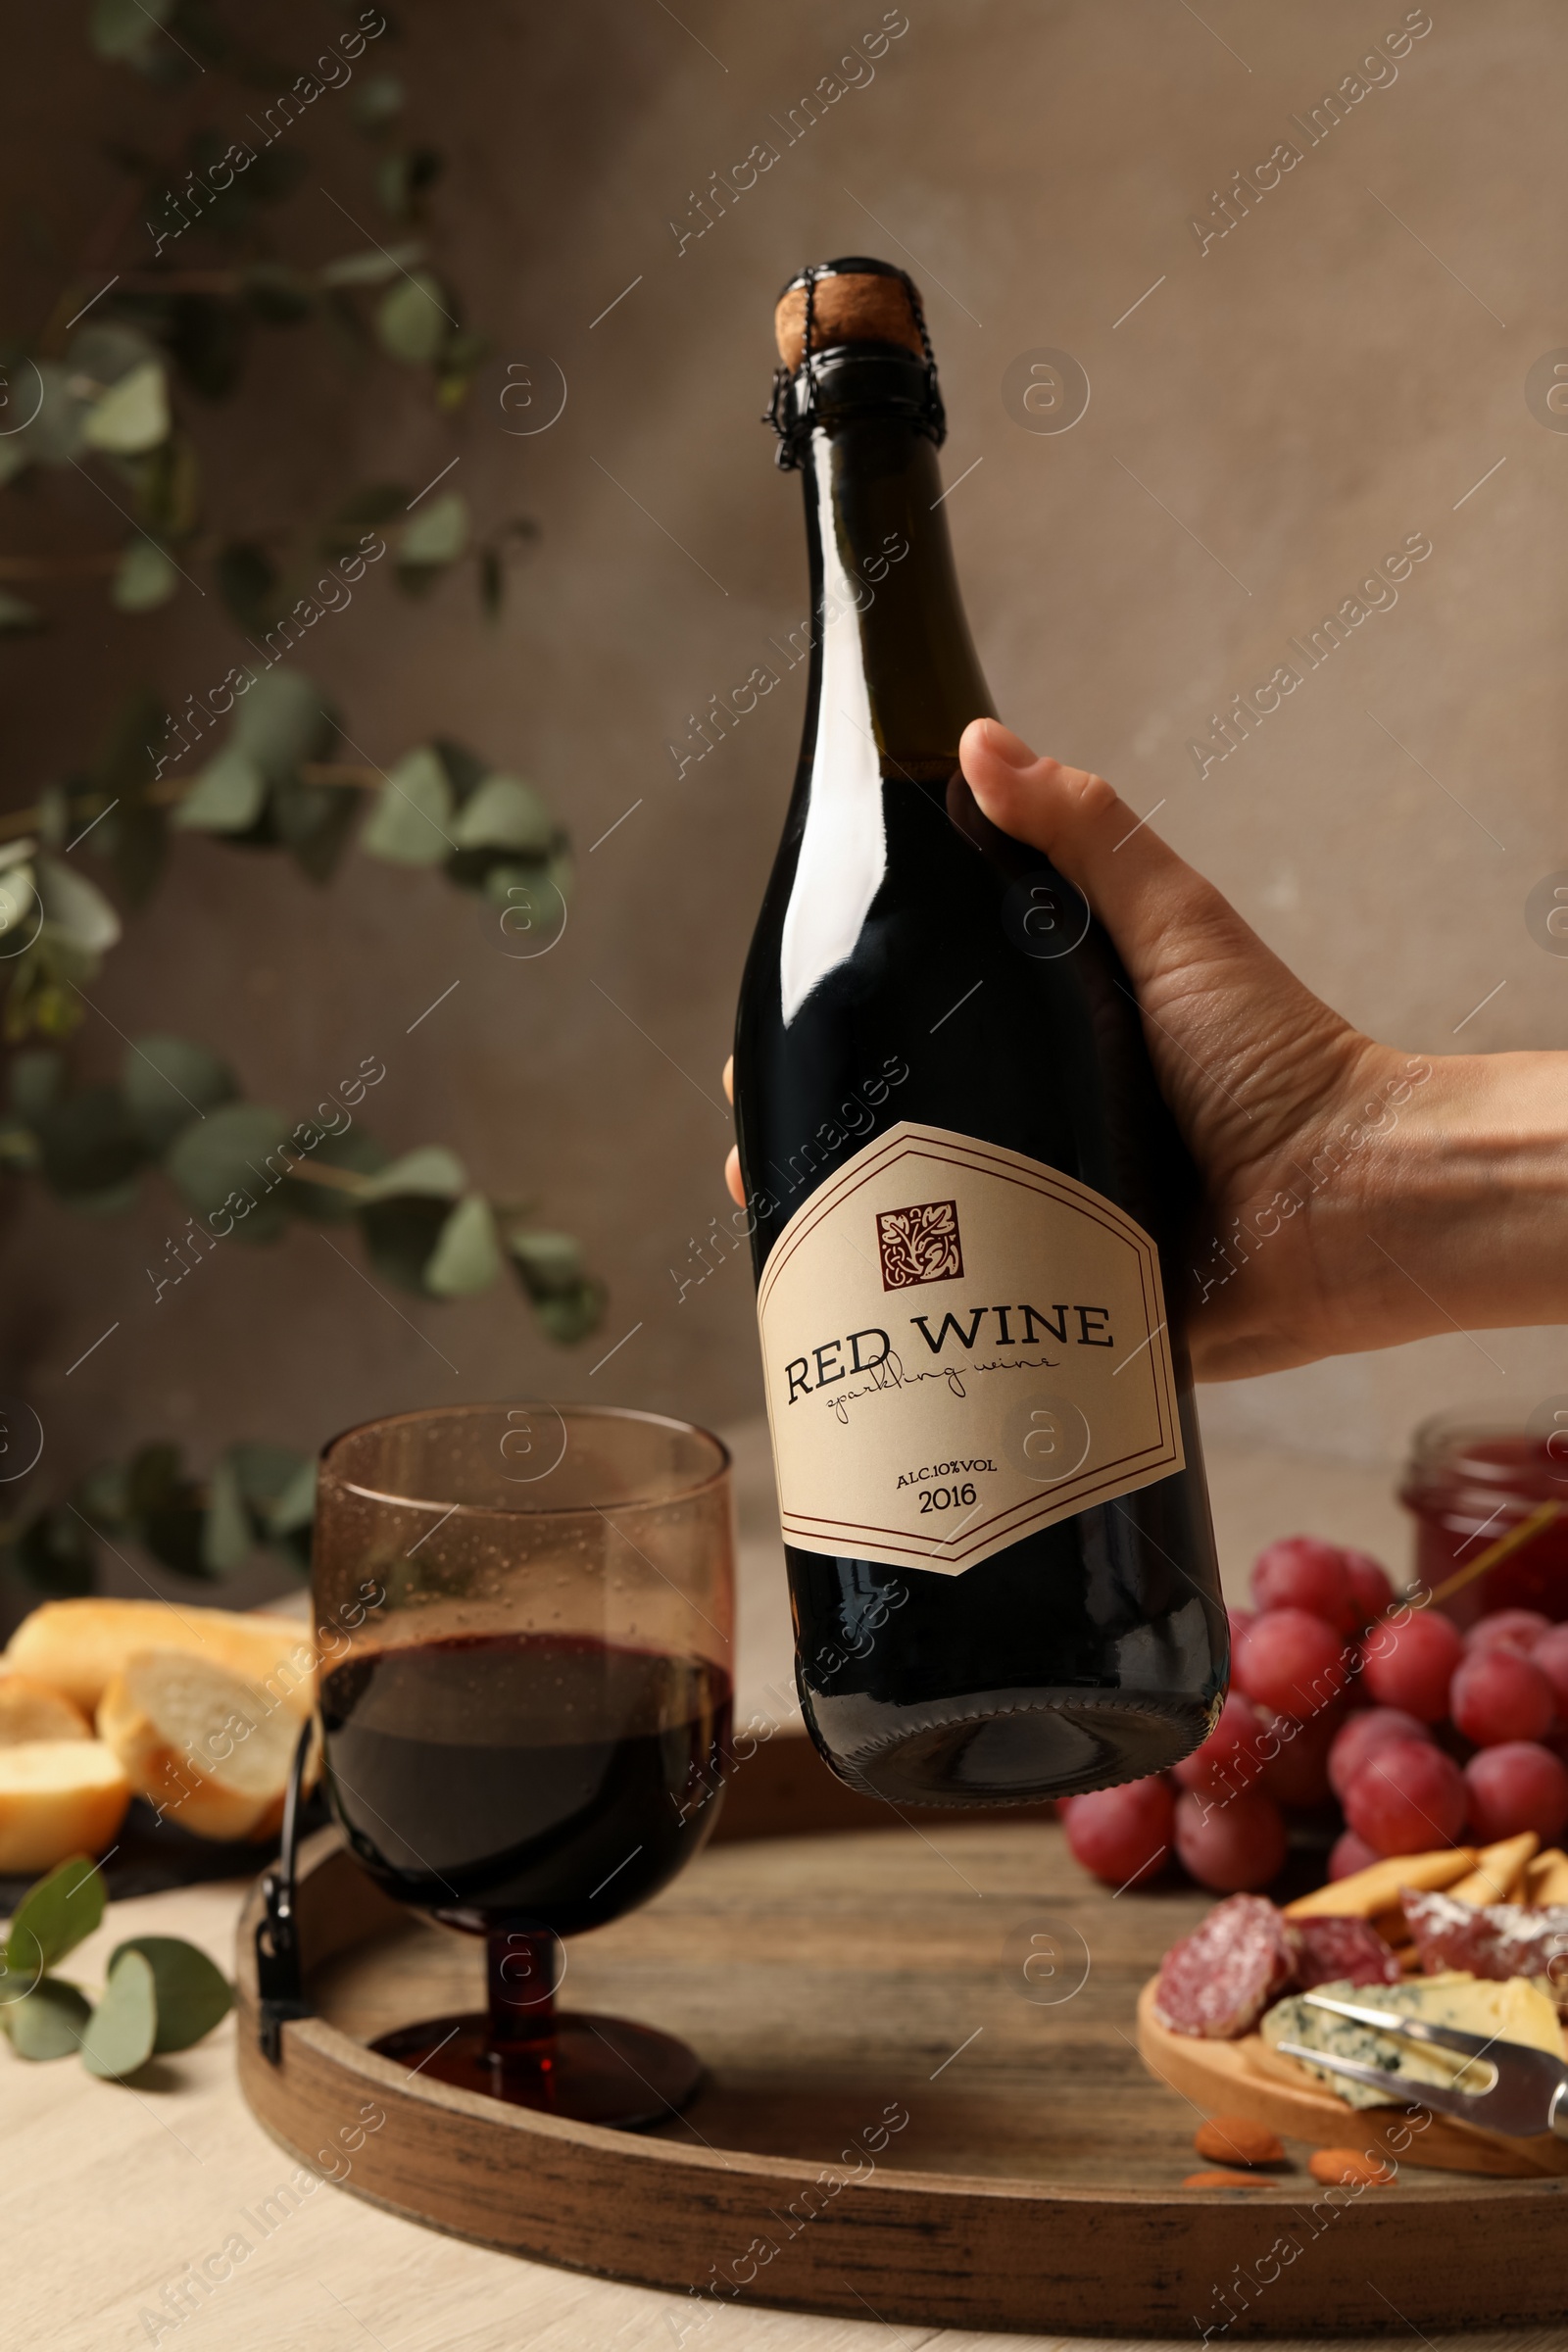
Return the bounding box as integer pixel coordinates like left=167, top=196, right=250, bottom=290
left=733, top=258, right=1226, bottom=1807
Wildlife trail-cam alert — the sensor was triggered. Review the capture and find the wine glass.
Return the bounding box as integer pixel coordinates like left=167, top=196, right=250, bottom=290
left=312, top=1401, right=734, bottom=2129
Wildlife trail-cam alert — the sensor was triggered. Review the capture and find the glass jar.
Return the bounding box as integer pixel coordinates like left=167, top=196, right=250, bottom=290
left=1399, top=1409, right=1568, bottom=1627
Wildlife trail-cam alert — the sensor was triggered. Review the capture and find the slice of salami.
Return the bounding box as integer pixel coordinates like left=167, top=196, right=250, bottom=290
left=1152, top=1893, right=1299, bottom=2038
left=1292, top=1913, right=1402, bottom=1989
left=1401, top=1887, right=1568, bottom=1992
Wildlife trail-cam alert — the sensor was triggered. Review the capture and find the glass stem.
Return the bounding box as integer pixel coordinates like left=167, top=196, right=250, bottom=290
left=485, top=1928, right=561, bottom=2053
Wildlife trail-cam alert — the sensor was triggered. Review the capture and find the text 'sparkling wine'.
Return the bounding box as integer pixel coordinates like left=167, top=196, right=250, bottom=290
left=734, top=258, right=1226, bottom=1807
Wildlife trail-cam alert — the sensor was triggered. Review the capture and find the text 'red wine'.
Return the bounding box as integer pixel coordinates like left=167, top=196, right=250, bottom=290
left=733, top=258, right=1226, bottom=1806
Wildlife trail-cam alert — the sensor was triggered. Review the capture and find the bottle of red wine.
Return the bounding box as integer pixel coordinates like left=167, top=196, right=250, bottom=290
left=734, top=257, right=1226, bottom=1807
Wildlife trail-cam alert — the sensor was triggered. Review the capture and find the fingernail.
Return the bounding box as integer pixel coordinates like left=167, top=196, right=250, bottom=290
left=978, top=718, right=1037, bottom=769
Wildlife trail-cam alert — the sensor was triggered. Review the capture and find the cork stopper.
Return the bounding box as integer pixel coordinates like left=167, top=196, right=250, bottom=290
left=773, top=260, right=926, bottom=373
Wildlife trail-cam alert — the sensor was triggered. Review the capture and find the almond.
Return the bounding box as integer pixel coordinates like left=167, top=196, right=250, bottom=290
left=1183, top=2170, right=1267, bottom=2188
left=1194, top=2115, right=1285, bottom=2167
left=1308, top=2148, right=1395, bottom=2186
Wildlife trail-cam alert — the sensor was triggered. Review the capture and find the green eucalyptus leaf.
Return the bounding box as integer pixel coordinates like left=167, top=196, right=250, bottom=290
left=24, top=363, right=93, bottom=466
left=356, top=1145, right=466, bottom=1202
left=164, top=1102, right=292, bottom=1244
left=81, top=361, right=169, bottom=456
left=451, top=773, right=554, bottom=858
left=81, top=1948, right=158, bottom=2080
left=7, top=1979, right=92, bottom=2061
left=359, top=746, right=452, bottom=865
left=357, top=1195, right=450, bottom=1293
left=12, top=1508, right=94, bottom=1596
left=201, top=1448, right=253, bottom=1573
left=262, top=1455, right=316, bottom=1540
left=478, top=545, right=503, bottom=621
left=9, top=1048, right=63, bottom=1120
left=7, top=1856, right=105, bottom=1977
left=375, top=272, right=449, bottom=365
left=112, top=540, right=178, bottom=613
left=89, top=0, right=172, bottom=62
left=352, top=74, right=406, bottom=130
left=0, top=589, right=44, bottom=634
left=231, top=668, right=336, bottom=780
left=508, top=1228, right=584, bottom=1296
left=377, top=145, right=443, bottom=222
left=0, top=858, right=36, bottom=952
left=530, top=1280, right=606, bottom=1346
left=215, top=541, right=278, bottom=633
left=108, top=1936, right=231, bottom=2054
left=37, top=858, right=121, bottom=955
left=35, top=1084, right=144, bottom=1200
left=224, top=1441, right=306, bottom=1513
left=398, top=491, right=467, bottom=570
left=94, top=799, right=169, bottom=908
left=35, top=785, right=70, bottom=850
left=318, top=242, right=424, bottom=289
left=270, top=774, right=358, bottom=884
left=423, top=1192, right=502, bottom=1297
left=172, top=747, right=267, bottom=834
left=68, top=323, right=159, bottom=387
left=122, top=1035, right=238, bottom=1152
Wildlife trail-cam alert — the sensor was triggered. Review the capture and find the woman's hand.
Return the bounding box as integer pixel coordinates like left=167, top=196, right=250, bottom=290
left=955, top=718, right=1567, bottom=1380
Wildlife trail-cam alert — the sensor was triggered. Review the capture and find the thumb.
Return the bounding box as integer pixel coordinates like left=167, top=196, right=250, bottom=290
left=958, top=717, right=1232, bottom=1001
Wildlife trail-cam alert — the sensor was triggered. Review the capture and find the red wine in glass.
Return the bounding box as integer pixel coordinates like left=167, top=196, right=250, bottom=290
left=312, top=1401, right=736, bottom=2131
left=322, top=1631, right=732, bottom=2123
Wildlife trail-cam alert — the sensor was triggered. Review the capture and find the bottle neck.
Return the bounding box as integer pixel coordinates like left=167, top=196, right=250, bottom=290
left=797, top=355, right=993, bottom=771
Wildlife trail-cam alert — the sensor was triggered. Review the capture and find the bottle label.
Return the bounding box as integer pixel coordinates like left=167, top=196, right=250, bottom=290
left=757, top=1120, right=1185, bottom=1576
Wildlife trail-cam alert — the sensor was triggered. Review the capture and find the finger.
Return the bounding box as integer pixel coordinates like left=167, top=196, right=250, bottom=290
left=957, top=717, right=1239, bottom=993
left=724, top=1145, right=745, bottom=1206
left=722, top=1054, right=734, bottom=1104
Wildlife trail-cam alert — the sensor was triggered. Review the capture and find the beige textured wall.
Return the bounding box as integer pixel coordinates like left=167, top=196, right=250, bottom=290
left=4, top=0, right=1564, bottom=1613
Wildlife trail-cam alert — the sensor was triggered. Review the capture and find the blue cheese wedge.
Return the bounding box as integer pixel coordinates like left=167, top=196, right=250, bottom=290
left=1260, top=1972, right=1564, bottom=2109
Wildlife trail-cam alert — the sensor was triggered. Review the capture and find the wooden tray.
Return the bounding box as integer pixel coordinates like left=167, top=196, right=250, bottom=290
left=235, top=1740, right=1568, bottom=2336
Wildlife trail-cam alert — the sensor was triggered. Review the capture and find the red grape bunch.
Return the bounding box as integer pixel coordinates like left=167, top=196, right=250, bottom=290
left=1061, top=1534, right=1568, bottom=1895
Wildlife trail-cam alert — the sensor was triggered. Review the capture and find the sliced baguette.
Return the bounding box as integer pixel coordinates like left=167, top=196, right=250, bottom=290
left=6, top=1598, right=315, bottom=1719
left=97, top=1649, right=307, bottom=1842
left=0, top=1740, right=130, bottom=1874
left=0, top=1674, right=92, bottom=1745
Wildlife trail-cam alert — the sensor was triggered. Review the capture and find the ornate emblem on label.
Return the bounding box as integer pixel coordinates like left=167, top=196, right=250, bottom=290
left=876, top=1198, right=963, bottom=1290
left=757, top=1120, right=1185, bottom=1576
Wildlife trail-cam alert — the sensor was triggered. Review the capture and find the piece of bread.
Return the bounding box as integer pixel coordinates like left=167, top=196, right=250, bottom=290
left=5, top=1598, right=315, bottom=1720
left=0, top=1674, right=92, bottom=1745
left=0, top=1740, right=130, bottom=1874
left=97, top=1649, right=309, bottom=1842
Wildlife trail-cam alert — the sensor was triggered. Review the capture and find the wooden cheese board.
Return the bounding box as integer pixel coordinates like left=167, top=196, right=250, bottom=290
left=1135, top=1979, right=1568, bottom=2180
left=235, top=1737, right=1568, bottom=2336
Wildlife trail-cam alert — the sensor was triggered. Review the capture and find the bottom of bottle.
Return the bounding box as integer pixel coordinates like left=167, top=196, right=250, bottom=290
left=802, top=1684, right=1213, bottom=1808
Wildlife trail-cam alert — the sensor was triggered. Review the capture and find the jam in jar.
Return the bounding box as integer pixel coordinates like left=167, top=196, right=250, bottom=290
left=1400, top=1409, right=1568, bottom=1627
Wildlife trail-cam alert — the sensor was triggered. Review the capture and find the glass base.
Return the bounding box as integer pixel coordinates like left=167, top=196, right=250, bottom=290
left=369, top=2009, right=704, bottom=2129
